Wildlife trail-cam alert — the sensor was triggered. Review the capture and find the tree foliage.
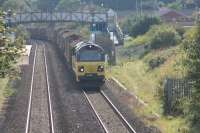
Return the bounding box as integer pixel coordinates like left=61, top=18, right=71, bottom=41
left=0, top=11, right=26, bottom=78
left=83, top=0, right=200, bottom=10
left=129, top=24, right=181, bottom=49
left=122, top=16, right=160, bottom=37
left=83, top=0, right=158, bottom=10
left=160, top=0, right=200, bottom=9
left=36, top=0, right=59, bottom=11
left=149, top=25, right=181, bottom=49
left=131, top=16, right=160, bottom=37
left=182, top=24, right=200, bottom=130
left=2, top=0, right=28, bottom=11
left=167, top=1, right=183, bottom=10
left=0, top=0, right=6, bottom=6
left=56, top=0, right=80, bottom=11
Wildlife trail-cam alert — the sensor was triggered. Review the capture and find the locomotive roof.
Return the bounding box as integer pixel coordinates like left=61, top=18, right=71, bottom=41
left=74, top=41, right=104, bottom=52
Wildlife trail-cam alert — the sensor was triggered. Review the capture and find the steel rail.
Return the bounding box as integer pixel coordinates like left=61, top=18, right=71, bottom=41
left=100, top=90, right=137, bottom=133
left=83, top=90, right=109, bottom=133
left=44, top=44, right=55, bottom=133
left=25, top=41, right=55, bottom=133
left=25, top=41, right=37, bottom=133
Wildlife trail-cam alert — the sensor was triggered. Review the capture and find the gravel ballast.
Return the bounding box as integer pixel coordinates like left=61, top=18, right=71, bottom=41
left=85, top=91, right=130, bottom=133
left=45, top=41, right=105, bottom=133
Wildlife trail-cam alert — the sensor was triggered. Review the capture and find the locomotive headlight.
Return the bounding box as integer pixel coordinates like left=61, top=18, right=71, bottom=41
left=97, top=65, right=104, bottom=72
left=80, top=68, right=84, bottom=72
left=78, top=66, right=84, bottom=72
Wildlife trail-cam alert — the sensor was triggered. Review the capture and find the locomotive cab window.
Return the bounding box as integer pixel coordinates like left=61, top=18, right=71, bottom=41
left=77, top=45, right=105, bottom=62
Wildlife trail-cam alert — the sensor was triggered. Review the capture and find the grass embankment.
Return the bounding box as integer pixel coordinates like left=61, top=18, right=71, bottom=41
left=109, top=40, right=188, bottom=132
left=0, top=78, right=15, bottom=110
left=0, top=78, right=8, bottom=108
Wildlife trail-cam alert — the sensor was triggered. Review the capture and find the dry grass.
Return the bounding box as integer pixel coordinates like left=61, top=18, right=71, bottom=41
left=109, top=45, right=189, bottom=133
left=0, top=78, right=9, bottom=109
left=0, top=78, right=15, bottom=112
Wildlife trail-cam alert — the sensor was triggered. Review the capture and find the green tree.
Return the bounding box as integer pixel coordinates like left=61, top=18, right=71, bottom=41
left=183, top=23, right=200, bottom=131
left=0, top=0, right=6, bottom=6
left=0, top=11, right=25, bottom=78
left=128, top=16, right=160, bottom=37
left=2, top=0, right=27, bottom=11
left=128, top=24, right=181, bottom=48
left=56, top=0, right=80, bottom=11
left=167, top=1, right=183, bottom=10
left=194, top=0, right=200, bottom=7
left=150, top=24, right=181, bottom=49
left=36, top=0, right=60, bottom=11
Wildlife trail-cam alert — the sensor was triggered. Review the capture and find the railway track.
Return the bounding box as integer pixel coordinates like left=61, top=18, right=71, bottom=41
left=25, top=40, right=54, bottom=133
left=83, top=89, right=137, bottom=133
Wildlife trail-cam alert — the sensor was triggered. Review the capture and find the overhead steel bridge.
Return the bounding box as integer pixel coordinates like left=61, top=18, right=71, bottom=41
left=5, top=10, right=123, bottom=45
left=8, top=11, right=109, bottom=24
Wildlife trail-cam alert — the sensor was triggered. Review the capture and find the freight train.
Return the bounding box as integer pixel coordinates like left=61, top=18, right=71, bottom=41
left=28, top=25, right=117, bottom=83
left=48, top=27, right=106, bottom=83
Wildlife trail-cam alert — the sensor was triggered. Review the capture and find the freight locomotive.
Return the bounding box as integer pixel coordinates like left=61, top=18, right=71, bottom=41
left=28, top=25, right=115, bottom=83
left=49, top=28, right=106, bottom=82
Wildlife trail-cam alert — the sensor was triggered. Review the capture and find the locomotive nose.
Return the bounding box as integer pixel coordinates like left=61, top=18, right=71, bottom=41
left=78, top=63, right=105, bottom=73
left=83, top=64, right=98, bottom=73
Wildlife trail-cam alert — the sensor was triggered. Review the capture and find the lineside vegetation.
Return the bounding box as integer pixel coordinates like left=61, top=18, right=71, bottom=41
left=182, top=23, right=200, bottom=132
left=0, top=10, right=27, bottom=110
left=0, top=12, right=27, bottom=78
left=110, top=14, right=200, bottom=132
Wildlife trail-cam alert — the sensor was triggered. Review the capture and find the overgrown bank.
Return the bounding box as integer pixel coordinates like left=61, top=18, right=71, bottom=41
left=108, top=16, right=199, bottom=132
left=0, top=11, right=28, bottom=111
left=110, top=46, right=187, bottom=133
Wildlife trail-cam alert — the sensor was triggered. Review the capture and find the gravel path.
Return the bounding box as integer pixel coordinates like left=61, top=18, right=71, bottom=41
left=85, top=91, right=130, bottom=133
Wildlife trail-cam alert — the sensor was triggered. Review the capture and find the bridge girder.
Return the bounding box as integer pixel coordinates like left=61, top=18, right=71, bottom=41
left=8, top=11, right=109, bottom=25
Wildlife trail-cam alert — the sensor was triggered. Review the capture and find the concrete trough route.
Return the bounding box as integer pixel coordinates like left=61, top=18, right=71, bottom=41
left=25, top=40, right=54, bottom=133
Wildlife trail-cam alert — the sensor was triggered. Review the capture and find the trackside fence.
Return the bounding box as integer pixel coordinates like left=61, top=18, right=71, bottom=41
left=164, top=78, right=193, bottom=114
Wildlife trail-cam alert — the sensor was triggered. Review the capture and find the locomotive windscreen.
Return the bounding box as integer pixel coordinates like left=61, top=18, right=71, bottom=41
left=77, top=46, right=105, bottom=62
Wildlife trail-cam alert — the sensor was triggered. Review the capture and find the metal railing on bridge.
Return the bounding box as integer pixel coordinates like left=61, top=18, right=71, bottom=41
left=4, top=10, right=124, bottom=45
left=7, top=11, right=109, bottom=25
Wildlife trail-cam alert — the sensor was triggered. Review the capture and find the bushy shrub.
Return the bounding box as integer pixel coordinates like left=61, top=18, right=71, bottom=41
left=175, top=27, right=186, bottom=38
left=182, top=23, right=200, bottom=130
left=132, top=35, right=151, bottom=46
left=129, top=24, right=181, bottom=49
left=148, top=57, right=166, bottom=69
left=122, top=24, right=181, bottom=60
left=122, top=16, right=160, bottom=37
left=124, top=34, right=151, bottom=48
left=150, top=25, right=181, bottom=49
left=170, top=97, right=191, bottom=116
left=130, top=16, right=161, bottom=37
left=56, top=0, right=80, bottom=11
left=167, top=1, right=182, bottom=10
left=0, top=11, right=26, bottom=78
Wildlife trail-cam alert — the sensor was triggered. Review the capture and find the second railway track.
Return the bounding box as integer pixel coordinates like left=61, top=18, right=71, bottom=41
left=25, top=40, right=54, bottom=133
left=83, top=89, right=137, bottom=133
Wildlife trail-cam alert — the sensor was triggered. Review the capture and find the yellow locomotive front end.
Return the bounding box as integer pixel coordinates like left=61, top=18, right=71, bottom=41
left=72, top=42, right=105, bottom=82
left=76, top=62, right=105, bottom=81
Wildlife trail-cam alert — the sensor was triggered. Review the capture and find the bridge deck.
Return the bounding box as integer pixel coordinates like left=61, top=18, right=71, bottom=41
left=9, top=11, right=109, bottom=24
